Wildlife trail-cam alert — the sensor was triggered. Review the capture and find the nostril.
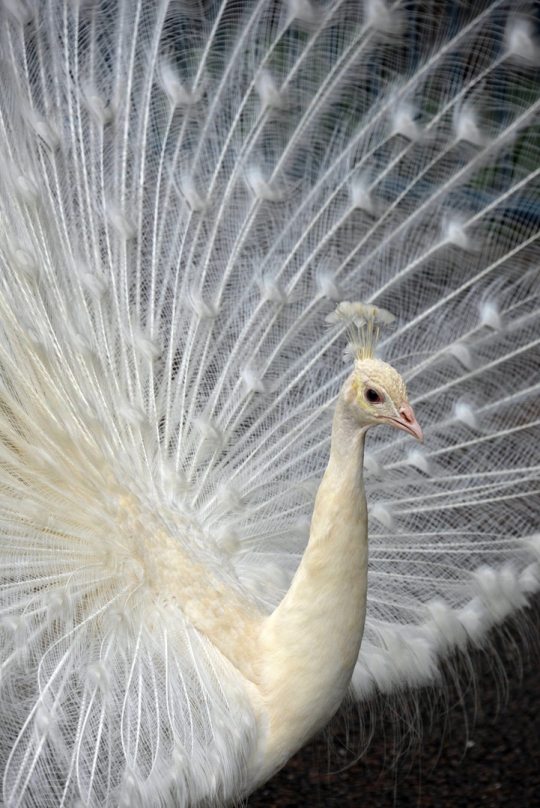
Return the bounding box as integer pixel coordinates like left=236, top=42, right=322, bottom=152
left=399, top=406, right=414, bottom=424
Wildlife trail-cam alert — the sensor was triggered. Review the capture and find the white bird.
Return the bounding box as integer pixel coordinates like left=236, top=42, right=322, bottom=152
left=0, top=1, right=538, bottom=806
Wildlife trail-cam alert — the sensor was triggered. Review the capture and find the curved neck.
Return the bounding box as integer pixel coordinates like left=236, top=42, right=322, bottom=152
left=253, top=396, right=369, bottom=780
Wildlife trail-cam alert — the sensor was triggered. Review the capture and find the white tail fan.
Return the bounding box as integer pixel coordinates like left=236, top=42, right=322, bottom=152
left=0, top=1, right=539, bottom=806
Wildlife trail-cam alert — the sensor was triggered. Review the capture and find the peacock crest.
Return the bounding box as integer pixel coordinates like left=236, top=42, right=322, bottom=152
left=326, top=301, right=396, bottom=361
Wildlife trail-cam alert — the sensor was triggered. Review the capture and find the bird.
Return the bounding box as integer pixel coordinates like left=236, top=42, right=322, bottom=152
left=0, top=0, right=538, bottom=806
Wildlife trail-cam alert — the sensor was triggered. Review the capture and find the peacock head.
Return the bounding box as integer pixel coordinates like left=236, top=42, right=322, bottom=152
left=344, top=357, right=423, bottom=441
left=327, top=302, right=423, bottom=442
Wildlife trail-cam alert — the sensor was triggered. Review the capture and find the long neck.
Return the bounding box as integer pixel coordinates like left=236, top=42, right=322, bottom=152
left=253, top=396, right=369, bottom=780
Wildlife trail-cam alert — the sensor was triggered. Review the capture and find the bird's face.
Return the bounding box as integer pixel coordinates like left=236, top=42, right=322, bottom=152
left=343, top=358, right=423, bottom=441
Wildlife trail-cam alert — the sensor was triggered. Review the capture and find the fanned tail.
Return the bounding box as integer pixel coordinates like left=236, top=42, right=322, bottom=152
left=0, top=1, right=538, bottom=806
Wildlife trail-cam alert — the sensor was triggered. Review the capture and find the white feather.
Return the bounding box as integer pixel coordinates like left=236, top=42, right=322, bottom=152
left=0, top=1, right=538, bottom=806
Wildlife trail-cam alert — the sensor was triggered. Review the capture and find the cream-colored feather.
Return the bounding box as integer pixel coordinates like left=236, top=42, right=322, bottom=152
left=0, top=2, right=539, bottom=807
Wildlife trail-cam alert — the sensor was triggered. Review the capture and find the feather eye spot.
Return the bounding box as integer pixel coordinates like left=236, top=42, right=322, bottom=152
left=15, top=174, right=39, bottom=203
left=32, top=118, right=60, bottom=150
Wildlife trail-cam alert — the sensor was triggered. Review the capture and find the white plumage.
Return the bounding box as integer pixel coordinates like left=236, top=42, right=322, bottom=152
left=0, top=0, right=539, bottom=806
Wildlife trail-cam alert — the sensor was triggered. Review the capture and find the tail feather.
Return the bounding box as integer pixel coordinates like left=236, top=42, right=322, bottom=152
left=0, top=0, right=539, bottom=805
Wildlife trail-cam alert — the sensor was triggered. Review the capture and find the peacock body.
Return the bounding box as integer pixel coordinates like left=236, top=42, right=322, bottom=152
left=0, top=0, right=539, bottom=806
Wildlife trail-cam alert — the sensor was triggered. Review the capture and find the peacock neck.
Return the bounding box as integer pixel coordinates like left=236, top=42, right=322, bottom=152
left=252, top=394, right=369, bottom=781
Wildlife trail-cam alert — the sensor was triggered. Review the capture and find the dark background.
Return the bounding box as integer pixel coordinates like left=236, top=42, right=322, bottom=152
left=249, top=597, right=540, bottom=807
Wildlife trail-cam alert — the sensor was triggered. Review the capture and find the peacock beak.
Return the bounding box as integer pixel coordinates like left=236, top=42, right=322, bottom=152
left=388, top=404, right=423, bottom=442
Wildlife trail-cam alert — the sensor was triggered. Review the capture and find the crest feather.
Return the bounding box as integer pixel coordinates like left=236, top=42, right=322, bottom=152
left=326, top=301, right=395, bottom=361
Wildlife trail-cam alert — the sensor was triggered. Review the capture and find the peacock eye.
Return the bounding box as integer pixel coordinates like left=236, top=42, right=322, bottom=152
left=365, top=388, right=383, bottom=404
